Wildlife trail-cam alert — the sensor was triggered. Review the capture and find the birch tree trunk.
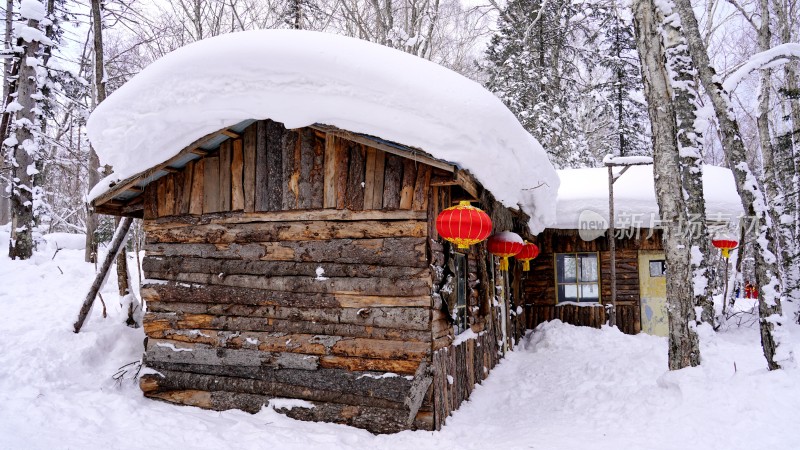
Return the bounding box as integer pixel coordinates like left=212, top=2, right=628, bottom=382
left=0, top=0, right=12, bottom=226
left=755, top=0, right=793, bottom=303
left=773, top=0, right=800, bottom=305
left=659, top=5, right=714, bottom=325
left=672, top=0, right=787, bottom=369
left=8, top=17, right=42, bottom=260
left=632, top=0, right=700, bottom=369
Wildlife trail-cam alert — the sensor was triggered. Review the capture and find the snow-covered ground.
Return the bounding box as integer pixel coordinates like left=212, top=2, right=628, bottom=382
left=2, top=234, right=800, bottom=449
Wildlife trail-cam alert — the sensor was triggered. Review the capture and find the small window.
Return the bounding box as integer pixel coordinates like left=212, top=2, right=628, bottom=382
left=649, top=260, right=666, bottom=277
left=453, top=253, right=469, bottom=334
left=556, top=253, right=600, bottom=303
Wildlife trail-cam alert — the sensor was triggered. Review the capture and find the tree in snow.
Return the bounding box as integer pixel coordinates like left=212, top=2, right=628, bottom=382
left=4, top=0, right=54, bottom=259
left=671, top=0, right=790, bottom=369
left=653, top=0, right=715, bottom=326
left=482, top=0, right=650, bottom=168
left=482, top=0, right=591, bottom=168
left=631, top=0, right=700, bottom=369
left=591, top=2, right=649, bottom=158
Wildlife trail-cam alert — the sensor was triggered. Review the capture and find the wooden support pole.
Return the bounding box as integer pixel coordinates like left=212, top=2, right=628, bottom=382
left=74, top=217, right=134, bottom=333
left=607, top=166, right=617, bottom=327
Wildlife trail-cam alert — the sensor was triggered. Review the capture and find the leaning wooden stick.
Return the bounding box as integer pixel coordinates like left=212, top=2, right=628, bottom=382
left=74, top=217, right=134, bottom=333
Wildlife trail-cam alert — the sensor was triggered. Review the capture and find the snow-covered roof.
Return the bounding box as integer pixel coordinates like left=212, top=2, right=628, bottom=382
left=554, top=165, right=743, bottom=229
left=87, top=29, right=559, bottom=233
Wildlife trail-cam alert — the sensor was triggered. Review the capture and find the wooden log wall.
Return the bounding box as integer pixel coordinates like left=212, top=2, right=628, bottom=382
left=138, top=120, right=448, bottom=434
left=431, top=323, right=501, bottom=430
left=143, top=121, right=434, bottom=221
left=426, top=183, right=529, bottom=429
left=522, top=228, right=662, bottom=335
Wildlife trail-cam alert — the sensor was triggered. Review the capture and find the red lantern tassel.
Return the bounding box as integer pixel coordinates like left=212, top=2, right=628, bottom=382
left=500, top=257, right=509, bottom=271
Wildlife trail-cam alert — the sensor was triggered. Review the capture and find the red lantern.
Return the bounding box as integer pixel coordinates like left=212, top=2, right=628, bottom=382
left=488, top=231, right=524, bottom=271
left=712, top=239, right=738, bottom=258
left=435, top=201, right=492, bottom=249
left=514, top=241, right=540, bottom=271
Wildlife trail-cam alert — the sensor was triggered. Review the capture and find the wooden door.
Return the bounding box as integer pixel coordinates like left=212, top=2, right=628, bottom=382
left=638, top=251, right=668, bottom=336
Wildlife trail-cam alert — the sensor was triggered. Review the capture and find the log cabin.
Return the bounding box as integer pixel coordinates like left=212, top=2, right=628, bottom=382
left=87, top=30, right=559, bottom=433
left=523, top=165, right=744, bottom=336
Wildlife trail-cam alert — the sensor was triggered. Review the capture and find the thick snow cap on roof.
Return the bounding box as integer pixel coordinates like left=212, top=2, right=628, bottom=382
left=87, top=29, right=559, bottom=233
left=554, top=165, right=744, bottom=229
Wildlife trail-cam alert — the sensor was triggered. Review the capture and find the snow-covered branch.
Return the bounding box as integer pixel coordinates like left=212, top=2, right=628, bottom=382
left=723, top=43, right=800, bottom=92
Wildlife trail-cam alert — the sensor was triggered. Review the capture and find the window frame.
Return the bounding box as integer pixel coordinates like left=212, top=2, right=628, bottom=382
left=554, top=252, right=602, bottom=304
left=453, top=252, right=469, bottom=335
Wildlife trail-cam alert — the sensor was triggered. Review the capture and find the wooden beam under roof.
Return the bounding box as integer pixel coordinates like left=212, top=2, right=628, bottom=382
left=91, top=128, right=227, bottom=208
left=310, top=124, right=456, bottom=173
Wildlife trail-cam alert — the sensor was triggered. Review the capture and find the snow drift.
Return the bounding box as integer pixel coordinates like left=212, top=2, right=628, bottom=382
left=87, top=29, right=559, bottom=233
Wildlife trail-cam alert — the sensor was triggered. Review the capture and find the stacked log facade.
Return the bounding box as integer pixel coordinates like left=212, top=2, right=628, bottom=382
left=523, top=228, right=663, bottom=335
left=132, top=119, right=525, bottom=433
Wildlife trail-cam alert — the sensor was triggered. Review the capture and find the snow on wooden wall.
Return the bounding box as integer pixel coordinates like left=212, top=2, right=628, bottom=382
left=135, top=118, right=523, bottom=433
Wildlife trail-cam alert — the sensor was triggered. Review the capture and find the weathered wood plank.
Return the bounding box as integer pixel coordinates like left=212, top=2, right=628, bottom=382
left=405, top=360, right=432, bottom=426
left=180, top=163, right=194, bottom=215
left=335, top=137, right=350, bottom=209
left=382, top=154, right=403, bottom=209
left=295, top=128, right=316, bottom=209
left=323, top=134, right=337, bottom=208
left=243, top=124, right=257, bottom=212
left=142, top=256, right=429, bottom=279
left=140, top=369, right=411, bottom=412
left=146, top=220, right=427, bottom=244
left=399, top=158, right=417, bottom=209
left=145, top=209, right=426, bottom=228
left=189, top=159, right=204, bottom=215
left=145, top=363, right=418, bottom=404
left=231, top=139, right=244, bottom=211
left=144, top=271, right=432, bottom=297
left=363, top=147, right=377, bottom=209
left=309, top=131, right=325, bottom=209
left=141, top=282, right=431, bottom=309
left=172, top=171, right=185, bottom=216
left=165, top=177, right=178, bottom=217
left=371, top=150, right=386, bottom=210
left=266, top=120, right=285, bottom=211
left=283, top=130, right=300, bottom=210
left=144, top=302, right=433, bottom=333
left=142, top=383, right=415, bottom=434
left=145, top=339, right=319, bottom=370
left=219, top=140, right=232, bottom=211
left=346, top=142, right=366, bottom=210
left=412, top=164, right=432, bottom=211
left=320, top=355, right=420, bottom=375
left=143, top=328, right=429, bottom=361
left=144, top=183, right=158, bottom=220
left=254, top=121, right=269, bottom=211
left=143, top=236, right=428, bottom=266
left=143, top=313, right=431, bottom=341
left=156, top=177, right=167, bottom=217
left=331, top=338, right=429, bottom=361
left=203, top=155, right=221, bottom=213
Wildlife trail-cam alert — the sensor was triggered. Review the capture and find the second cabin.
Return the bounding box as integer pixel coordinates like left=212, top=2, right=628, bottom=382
left=523, top=165, right=743, bottom=336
